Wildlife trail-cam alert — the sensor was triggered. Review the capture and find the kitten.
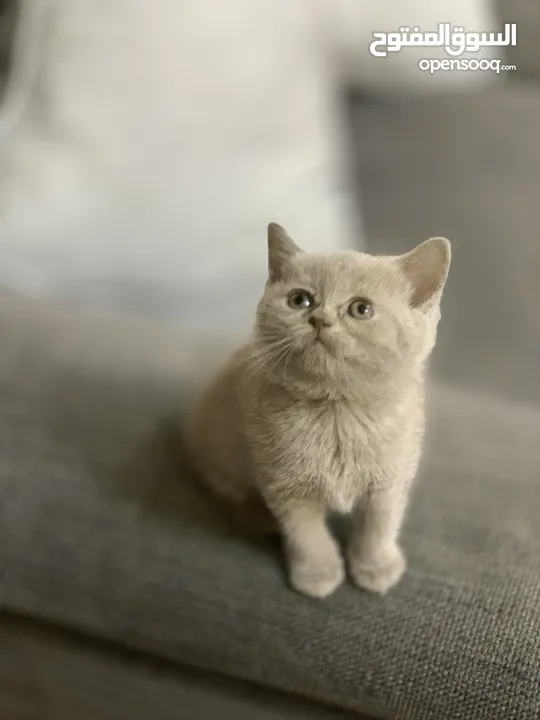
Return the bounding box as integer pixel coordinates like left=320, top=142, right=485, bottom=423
left=188, top=223, right=451, bottom=599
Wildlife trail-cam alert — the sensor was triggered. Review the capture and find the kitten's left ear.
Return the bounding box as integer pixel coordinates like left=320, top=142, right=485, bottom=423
left=397, top=237, right=451, bottom=311
left=267, top=223, right=303, bottom=282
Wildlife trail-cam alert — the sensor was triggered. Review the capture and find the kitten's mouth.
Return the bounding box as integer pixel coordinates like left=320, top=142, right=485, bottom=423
left=312, top=332, right=333, bottom=353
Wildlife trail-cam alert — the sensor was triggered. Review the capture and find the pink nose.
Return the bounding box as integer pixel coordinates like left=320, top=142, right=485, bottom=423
left=308, top=316, right=331, bottom=330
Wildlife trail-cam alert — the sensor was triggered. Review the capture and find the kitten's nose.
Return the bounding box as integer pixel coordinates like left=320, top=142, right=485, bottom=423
left=309, top=315, right=331, bottom=330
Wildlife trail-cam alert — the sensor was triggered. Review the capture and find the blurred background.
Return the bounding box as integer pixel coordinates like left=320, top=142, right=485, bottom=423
left=0, top=2, right=538, bottom=719
left=0, top=0, right=537, bottom=405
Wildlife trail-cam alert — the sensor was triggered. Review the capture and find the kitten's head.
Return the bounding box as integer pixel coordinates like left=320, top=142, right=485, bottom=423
left=255, top=223, right=451, bottom=394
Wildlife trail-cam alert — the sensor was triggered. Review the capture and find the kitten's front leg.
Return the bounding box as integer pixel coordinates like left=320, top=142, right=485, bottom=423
left=347, top=485, right=409, bottom=595
left=267, top=496, right=345, bottom=599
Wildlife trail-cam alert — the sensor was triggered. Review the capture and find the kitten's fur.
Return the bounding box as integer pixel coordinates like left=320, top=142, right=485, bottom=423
left=188, top=224, right=451, bottom=598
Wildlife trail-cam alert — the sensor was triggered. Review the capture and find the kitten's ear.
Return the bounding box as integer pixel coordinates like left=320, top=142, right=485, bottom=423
left=397, top=237, right=451, bottom=310
left=267, top=223, right=302, bottom=282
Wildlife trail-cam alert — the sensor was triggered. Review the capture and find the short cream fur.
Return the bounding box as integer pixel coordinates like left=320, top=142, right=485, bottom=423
left=189, top=224, right=451, bottom=598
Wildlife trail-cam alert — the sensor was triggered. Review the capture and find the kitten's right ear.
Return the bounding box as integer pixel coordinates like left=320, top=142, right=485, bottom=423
left=267, top=223, right=302, bottom=282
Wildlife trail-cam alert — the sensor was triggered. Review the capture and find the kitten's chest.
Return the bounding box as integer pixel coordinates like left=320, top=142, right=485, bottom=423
left=312, top=401, right=384, bottom=473
left=275, top=400, right=392, bottom=512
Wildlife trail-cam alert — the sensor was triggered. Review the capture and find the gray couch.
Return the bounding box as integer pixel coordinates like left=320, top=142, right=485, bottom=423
left=1, top=30, right=540, bottom=720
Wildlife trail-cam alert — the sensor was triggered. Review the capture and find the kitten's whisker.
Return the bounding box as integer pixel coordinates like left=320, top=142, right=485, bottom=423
left=266, top=343, right=294, bottom=377
left=244, top=338, right=292, bottom=379
left=282, top=345, right=295, bottom=379
left=256, top=345, right=292, bottom=377
left=250, top=343, right=289, bottom=371
left=249, top=339, right=289, bottom=367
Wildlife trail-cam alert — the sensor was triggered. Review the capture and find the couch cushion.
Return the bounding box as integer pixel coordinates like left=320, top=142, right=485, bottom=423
left=0, top=614, right=357, bottom=720
left=0, top=290, right=539, bottom=720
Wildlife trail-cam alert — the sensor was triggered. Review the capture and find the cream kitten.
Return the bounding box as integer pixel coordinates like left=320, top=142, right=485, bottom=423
left=188, top=223, right=451, bottom=599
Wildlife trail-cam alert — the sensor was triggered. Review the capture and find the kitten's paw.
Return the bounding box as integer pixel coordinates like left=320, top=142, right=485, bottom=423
left=348, top=544, right=406, bottom=595
left=289, top=555, right=345, bottom=599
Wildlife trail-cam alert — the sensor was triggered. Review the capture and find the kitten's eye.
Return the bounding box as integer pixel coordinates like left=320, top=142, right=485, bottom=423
left=348, top=298, right=374, bottom=320
left=287, top=290, right=314, bottom=310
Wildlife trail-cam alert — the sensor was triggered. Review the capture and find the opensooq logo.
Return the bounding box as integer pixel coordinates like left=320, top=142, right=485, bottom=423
left=369, top=23, right=517, bottom=58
